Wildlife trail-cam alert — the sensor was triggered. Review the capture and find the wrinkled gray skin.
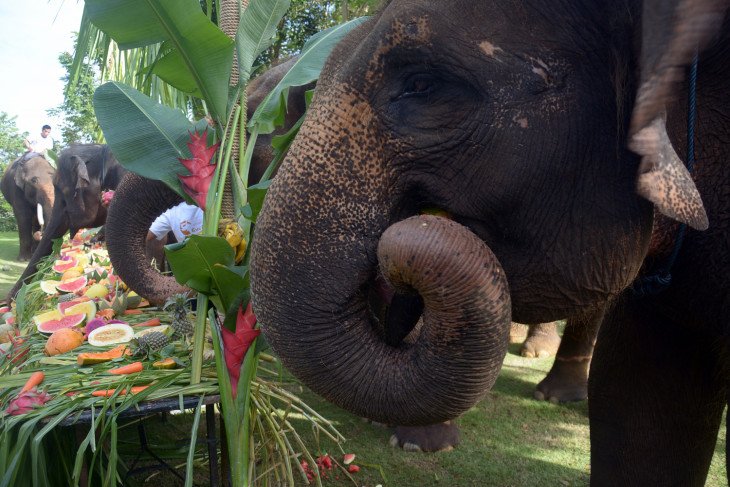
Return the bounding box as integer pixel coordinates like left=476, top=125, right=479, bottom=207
left=6, top=145, right=126, bottom=302
left=250, top=0, right=730, bottom=484
left=105, top=57, right=314, bottom=306
left=1, top=155, right=55, bottom=260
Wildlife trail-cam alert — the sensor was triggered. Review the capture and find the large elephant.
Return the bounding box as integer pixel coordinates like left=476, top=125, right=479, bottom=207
left=1, top=155, right=56, bottom=260
left=249, top=0, right=729, bottom=485
left=104, top=57, right=313, bottom=306
left=6, top=144, right=126, bottom=302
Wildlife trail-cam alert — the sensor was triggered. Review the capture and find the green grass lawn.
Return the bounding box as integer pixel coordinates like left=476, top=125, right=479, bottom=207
left=0, top=231, right=27, bottom=299
left=0, top=231, right=725, bottom=485
left=285, top=347, right=726, bottom=486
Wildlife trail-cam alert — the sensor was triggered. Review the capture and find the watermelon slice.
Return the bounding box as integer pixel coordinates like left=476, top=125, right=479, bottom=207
left=33, top=309, right=63, bottom=326
left=37, top=313, right=86, bottom=333
left=63, top=300, right=96, bottom=321
left=57, top=276, right=88, bottom=293
left=0, top=306, right=10, bottom=314
left=52, top=259, right=78, bottom=273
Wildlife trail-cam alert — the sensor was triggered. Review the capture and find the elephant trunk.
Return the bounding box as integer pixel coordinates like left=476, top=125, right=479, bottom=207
left=106, top=173, right=187, bottom=305
left=8, top=186, right=69, bottom=302
left=251, top=105, right=512, bottom=424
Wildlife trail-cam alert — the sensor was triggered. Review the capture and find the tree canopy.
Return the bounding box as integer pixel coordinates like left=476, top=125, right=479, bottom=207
left=47, top=49, right=103, bottom=144
left=0, top=112, right=28, bottom=166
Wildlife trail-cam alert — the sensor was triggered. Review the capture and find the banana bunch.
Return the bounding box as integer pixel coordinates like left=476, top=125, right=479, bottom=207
left=218, top=218, right=247, bottom=263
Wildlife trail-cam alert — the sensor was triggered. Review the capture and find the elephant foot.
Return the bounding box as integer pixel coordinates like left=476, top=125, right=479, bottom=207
left=534, top=356, right=590, bottom=403
left=389, top=422, right=459, bottom=452
left=509, top=322, right=528, bottom=344
left=17, top=255, right=30, bottom=262
left=520, top=322, right=561, bottom=358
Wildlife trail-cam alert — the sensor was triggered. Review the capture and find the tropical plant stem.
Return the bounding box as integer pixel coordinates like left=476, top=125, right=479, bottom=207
left=189, top=293, right=209, bottom=385
left=236, top=340, right=259, bottom=485
left=207, top=105, right=242, bottom=236
left=238, top=89, right=249, bottom=183
left=209, top=308, right=247, bottom=486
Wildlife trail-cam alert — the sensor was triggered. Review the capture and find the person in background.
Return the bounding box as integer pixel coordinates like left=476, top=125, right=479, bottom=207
left=23, top=124, right=54, bottom=160
left=145, top=202, right=203, bottom=268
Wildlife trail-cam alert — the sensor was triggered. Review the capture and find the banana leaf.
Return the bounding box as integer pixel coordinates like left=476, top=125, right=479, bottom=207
left=85, top=0, right=234, bottom=122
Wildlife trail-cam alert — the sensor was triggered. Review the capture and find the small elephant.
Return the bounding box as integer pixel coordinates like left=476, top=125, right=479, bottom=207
left=249, top=1, right=730, bottom=485
left=1, top=155, right=55, bottom=261
left=104, top=57, right=314, bottom=305
left=6, top=144, right=126, bottom=302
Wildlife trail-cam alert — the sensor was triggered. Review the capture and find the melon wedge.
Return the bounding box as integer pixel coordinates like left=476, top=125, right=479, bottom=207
left=88, top=323, right=135, bottom=347
left=37, top=313, right=85, bottom=334
left=40, top=280, right=61, bottom=295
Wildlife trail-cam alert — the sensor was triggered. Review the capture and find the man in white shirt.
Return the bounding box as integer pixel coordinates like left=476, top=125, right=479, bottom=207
left=145, top=202, right=203, bottom=266
left=23, top=125, right=54, bottom=157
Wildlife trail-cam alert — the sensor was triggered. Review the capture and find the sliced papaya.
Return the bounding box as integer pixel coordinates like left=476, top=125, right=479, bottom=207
left=152, top=357, right=178, bottom=369
left=76, top=344, right=131, bottom=366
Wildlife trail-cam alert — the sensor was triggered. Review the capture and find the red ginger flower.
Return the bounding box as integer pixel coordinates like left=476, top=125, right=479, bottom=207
left=101, top=190, right=115, bottom=207
left=178, top=130, right=220, bottom=209
left=5, top=388, right=51, bottom=416
left=220, top=302, right=260, bottom=397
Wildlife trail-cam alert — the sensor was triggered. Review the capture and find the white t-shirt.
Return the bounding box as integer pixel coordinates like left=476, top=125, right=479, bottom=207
left=149, top=202, right=203, bottom=243
left=27, top=135, right=54, bottom=153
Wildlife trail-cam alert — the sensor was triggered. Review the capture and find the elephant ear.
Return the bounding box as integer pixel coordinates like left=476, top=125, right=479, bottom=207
left=71, top=156, right=91, bottom=190
left=13, top=162, right=26, bottom=190
left=629, top=0, right=728, bottom=231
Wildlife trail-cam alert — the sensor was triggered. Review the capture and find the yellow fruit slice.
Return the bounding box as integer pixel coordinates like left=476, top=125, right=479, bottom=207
left=32, top=309, right=63, bottom=326
left=152, top=357, right=178, bottom=369
left=61, top=268, right=83, bottom=281
left=40, top=280, right=60, bottom=295
left=84, top=283, right=109, bottom=299
left=63, top=300, right=96, bottom=322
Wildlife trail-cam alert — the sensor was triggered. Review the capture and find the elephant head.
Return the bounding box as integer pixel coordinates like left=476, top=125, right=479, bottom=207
left=12, top=156, right=56, bottom=225
left=249, top=0, right=726, bottom=426
left=0, top=155, right=56, bottom=261
left=54, top=145, right=123, bottom=235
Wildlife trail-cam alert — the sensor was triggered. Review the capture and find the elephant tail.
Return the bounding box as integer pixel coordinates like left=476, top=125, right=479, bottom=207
left=106, top=173, right=188, bottom=305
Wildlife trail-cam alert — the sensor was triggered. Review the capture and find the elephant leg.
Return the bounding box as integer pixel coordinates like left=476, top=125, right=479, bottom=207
left=13, top=203, right=33, bottom=261
left=589, top=298, right=725, bottom=486
left=534, top=309, right=603, bottom=403
left=389, top=421, right=460, bottom=452
left=509, top=322, right=528, bottom=344
left=520, top=321, right=561, bottom=358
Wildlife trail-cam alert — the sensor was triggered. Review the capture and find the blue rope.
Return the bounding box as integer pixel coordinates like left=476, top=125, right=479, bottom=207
left=631, top=53, right=698, bottom=297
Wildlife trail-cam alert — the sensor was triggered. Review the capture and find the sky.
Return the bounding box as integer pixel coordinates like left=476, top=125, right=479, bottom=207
left=0, top=0, right=85, bottom=143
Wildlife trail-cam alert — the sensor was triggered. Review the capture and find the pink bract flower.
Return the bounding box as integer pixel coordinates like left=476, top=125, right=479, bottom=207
left=220, top=302, right=260, bottom=397
left=5, top=388, right=52, bottom=416
left=177, top=130, right=220, bottom=209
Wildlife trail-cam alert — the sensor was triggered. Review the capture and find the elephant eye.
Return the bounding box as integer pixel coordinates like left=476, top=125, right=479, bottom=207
left=31, top=177, right=38, bottom=184
left=399, top=74, right=439, bottom=99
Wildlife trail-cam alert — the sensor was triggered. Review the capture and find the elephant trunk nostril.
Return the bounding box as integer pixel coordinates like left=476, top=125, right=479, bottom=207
left=383, top=293, right=424, bottom=346
left=369, top=275, right=424, bottom=346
